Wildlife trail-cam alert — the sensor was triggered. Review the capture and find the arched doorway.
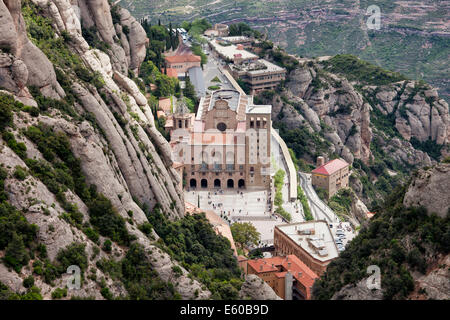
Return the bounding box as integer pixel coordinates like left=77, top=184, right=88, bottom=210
left=214, top=179, right=221, bottom=188
left=227, top=179, right=234, bottom=188
left=190, top=179, right=197, bottom=188
left=201, top=179, right=208, bottom=188
left=238, top=179, right=245, bottom=189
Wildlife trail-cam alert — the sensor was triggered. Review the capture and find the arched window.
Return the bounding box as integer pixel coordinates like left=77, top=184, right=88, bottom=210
left=190, top=179, right=197, bottom=188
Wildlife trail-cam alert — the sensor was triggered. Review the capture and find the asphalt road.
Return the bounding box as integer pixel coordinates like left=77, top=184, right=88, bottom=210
left=298, top=172, right=340, bottom=224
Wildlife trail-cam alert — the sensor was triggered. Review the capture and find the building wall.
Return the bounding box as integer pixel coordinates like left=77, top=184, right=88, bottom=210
left=247, top=263, right=311, bottom=300
left=274, top=227, right=331, bottom=276
left=246, top=112, right=271, bottom=189
left=182, top=97, right=271, bottom=190
left=237, top=71, right=286, bottom=95
left=311, top=165, right=350, bottom=198
left=166, top=60, right=201, bottom=76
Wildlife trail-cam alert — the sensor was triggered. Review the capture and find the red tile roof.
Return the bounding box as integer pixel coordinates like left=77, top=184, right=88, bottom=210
left=248, top=255, right=319, bottom=295
left=165, top=54, right=201, bottom=64
left=312, top=158, right=349, bottom=175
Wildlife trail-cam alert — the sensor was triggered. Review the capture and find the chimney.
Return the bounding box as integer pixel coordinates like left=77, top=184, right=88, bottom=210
left=317, top=156, right=325, bottom=167
left=259, top=264, right=263, bottom=271
left=284, top=272, right=293, bottom=300
left=298, top=272, right=302, bottom=278
left=287, top=262, right=291, bottom=269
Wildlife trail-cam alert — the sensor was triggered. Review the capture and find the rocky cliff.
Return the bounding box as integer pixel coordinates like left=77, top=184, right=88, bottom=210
left=403, top=162, right=450, bottom=219
left=0, top=0, right=212, bottom=299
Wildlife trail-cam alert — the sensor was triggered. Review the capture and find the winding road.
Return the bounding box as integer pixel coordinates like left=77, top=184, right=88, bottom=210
left=298, top=172, right=340, bottom=224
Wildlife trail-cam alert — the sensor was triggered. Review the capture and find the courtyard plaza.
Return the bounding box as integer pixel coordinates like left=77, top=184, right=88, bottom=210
left=185, top=188, right=284, bottom=244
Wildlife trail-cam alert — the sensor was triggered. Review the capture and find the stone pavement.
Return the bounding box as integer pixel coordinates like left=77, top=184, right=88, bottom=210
left=184, top=189, right=284, bottom=244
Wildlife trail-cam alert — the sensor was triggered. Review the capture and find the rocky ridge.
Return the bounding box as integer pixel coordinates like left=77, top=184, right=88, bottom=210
left=0, top=0, right=211, bottom=299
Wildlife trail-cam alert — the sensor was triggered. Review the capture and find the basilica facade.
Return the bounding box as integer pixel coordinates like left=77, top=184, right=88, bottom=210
left=169, top=89, right=272, bottom=190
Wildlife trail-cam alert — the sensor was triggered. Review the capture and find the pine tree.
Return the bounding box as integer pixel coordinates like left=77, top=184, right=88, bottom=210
left=183, top=77, right=197, bottom=103
left=4, top=232, right=29, bottom=272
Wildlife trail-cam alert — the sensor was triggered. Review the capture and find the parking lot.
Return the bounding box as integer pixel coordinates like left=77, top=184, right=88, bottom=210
left=329, top=222, right=356, bottom=253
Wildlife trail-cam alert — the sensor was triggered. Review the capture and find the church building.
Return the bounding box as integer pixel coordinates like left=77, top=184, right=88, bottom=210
left=169, top=89, right=272, bottom=190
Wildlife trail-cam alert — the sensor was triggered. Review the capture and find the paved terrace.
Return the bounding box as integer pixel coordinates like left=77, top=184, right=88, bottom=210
left=184, top=189, right=283, bottom=244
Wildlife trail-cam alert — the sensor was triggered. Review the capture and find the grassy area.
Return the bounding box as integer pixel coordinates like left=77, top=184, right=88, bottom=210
left=273, top=169, right=291, bottom=222
left=328, top=188, right=353, bottom=221
left=297, top=186, right=313, bottom=221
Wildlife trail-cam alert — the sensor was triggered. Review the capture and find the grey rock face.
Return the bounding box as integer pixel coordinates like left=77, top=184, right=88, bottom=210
left=403, top=163, right=450, bottom=218
left=283, top=64, right=373, bottom=163
left=416, top=254, right=450, bottom=300
left=0, top=0, right=213, bottom=300
left=0, top=0, right=64, bottom=98
left=332, top=279, right=383, bottom=300
left=239, top=274, right=282, bottom=300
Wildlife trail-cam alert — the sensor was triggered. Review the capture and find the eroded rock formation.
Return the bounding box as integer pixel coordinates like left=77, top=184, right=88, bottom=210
left=0, top=0, right=210, bottom=300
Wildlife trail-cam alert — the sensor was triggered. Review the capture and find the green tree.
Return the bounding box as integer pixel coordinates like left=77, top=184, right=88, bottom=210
left=4, top=232, right=30, bottom=272
left=183, top=77, right=197, bottom=102
left=230, top=222, right=260, bottom=249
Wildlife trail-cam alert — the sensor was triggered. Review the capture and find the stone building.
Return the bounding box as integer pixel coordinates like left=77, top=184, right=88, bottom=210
left=220, top=36, right=254, bottom=49
left=164, top=42, right=201, bottom=78
left=170, top=89, right=272, bottom=190
left=204, top=23, right=229, bottom=37
left=230, top=59, right=286, bottom=94
left=311, top=157, right=350, bottom=198
left=208, top=38, right=259, bottom=64
left=246, top=255, right=318, bottom=300
left=274, top=221, right=338, bottom=276
left=165, top=54, right=201, bottom=78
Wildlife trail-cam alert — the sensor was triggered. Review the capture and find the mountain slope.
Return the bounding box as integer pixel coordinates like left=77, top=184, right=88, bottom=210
left=312, top=161, right=450, bottom=300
